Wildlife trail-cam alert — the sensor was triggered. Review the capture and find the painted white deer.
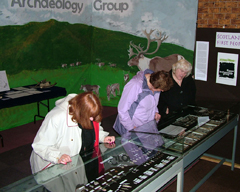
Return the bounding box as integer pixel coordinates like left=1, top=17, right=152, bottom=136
left=80, top=84, right=100, bottom=96
left=106, top=83, right=120, bottom=101
left=128, top=29, right=184, bottom=72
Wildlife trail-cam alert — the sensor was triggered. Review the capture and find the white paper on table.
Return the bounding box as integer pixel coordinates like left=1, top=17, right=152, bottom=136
left=6, top=92, right=33, bottom=99
left=159, top=125, right=186, bottom=137
left=198, top=116, right=210, bottom=126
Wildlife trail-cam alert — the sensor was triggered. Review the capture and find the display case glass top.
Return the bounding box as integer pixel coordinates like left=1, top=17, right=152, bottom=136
left=1, top=105, right=238, bottom=192
left=157, top=105, right=238, bottom=154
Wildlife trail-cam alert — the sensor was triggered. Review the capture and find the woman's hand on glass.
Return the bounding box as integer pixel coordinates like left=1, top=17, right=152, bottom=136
left=58, top=154, right=72, bottom=165
left=104, top=136, right=115, bottom=144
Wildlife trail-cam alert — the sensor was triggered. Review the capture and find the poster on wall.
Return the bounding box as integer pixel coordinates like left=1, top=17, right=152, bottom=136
left=195, top=41, right=209, bottom=81
left=216, top=52, right=238, bottom=86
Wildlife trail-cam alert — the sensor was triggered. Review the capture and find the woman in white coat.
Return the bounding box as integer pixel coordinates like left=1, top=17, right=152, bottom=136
left=30, top=91, right=115, bottom=174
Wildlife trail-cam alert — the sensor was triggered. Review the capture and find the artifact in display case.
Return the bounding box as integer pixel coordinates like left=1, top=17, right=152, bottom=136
left=191, top=106, right=214, bottom=117
left=183, top=137, right=198, bottom=146
left=185, top=132, right=204, bottom=140
left=168, top=142, right=189, bottom=152
left=100, top=137, right=177, bottom=191
left=207, top=119, right=225, bottom=126
left=158, top=105, right=236, bottom=154
left=200, top=123, right=217, bottom=131
left=192, top=127, right=210, bottom=135
left=172, top=114, right=198, bottom=130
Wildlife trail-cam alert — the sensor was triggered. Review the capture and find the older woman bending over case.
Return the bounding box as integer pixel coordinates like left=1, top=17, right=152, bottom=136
left=158, top=59, right=196, bottom=116
left=114, top=69, right=173, bottom=135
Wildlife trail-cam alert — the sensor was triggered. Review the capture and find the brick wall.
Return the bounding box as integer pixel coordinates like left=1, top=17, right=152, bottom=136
left=197, top=0, right=240, bottom=28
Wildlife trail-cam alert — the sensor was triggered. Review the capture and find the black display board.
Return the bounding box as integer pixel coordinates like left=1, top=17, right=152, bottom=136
left=194, top=28, right=240, bottom=103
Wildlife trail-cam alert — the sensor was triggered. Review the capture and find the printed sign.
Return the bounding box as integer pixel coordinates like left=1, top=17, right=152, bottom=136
left=216, top=32, right=240, bottom=50
left=216, top=52, right=238, bottom=86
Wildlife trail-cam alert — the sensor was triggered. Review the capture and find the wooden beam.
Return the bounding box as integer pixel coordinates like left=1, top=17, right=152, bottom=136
left=200, top=155, right=240, bottom=169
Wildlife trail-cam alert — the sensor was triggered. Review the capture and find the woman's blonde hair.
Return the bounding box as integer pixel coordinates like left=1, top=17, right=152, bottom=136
left=68, top=92, right=102, bottom=129
left=172, top=59, right=192, bottom=77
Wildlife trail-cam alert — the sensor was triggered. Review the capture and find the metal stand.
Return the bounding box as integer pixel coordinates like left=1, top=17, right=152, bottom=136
left=188, top=124, right=238, bottom=192
left=34, top=99, right=50, bottom=123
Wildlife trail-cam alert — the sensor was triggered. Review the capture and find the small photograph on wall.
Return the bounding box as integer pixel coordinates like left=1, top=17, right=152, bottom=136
left=0, top=70, right=10, bottom=92
left=216, top=52, right=238, bottom=86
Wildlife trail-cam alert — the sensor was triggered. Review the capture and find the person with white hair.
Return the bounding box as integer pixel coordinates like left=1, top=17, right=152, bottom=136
left=157, top=59, right=196, bottom=116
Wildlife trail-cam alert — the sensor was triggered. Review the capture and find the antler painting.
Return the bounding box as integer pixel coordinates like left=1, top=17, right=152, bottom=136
left=128, top=29, right=184, bottom=72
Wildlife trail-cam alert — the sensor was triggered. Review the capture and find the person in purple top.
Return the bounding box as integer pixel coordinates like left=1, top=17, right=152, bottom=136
left=113, top=69, right=173, bottom=135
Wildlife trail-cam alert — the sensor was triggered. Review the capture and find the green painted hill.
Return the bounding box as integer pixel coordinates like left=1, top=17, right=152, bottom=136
left=0, top=19, right=193, bottom=75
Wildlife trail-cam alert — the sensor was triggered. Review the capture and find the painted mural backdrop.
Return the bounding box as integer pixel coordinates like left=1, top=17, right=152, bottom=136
left=0, top=0, right=198, bottom=130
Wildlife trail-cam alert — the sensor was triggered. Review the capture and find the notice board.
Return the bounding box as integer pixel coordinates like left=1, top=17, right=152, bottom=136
left=194, top=28, right=240, bottom=104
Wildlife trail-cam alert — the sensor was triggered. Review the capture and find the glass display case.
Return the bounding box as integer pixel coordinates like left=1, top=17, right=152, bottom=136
left=157, top=105, right=237, bottom=154
left=1, top=105, right=238, bottom=192
left=1, top=120, right=181, bottom=192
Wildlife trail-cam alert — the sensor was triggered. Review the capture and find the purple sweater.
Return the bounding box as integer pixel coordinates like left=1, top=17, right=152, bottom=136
left=114, top=69, right=160, bottom=133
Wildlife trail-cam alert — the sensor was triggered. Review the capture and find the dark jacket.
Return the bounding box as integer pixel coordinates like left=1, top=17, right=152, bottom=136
left=158, top=70, right=196, bottom=115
